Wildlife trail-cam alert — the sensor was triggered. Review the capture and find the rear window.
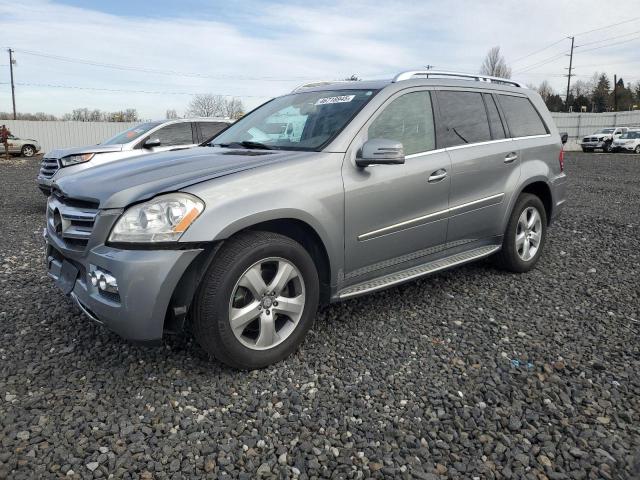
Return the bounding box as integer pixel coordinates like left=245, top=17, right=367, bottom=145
left=497, top=95, right=548, bottom=137
left=436, top=91, right=492, bottom=147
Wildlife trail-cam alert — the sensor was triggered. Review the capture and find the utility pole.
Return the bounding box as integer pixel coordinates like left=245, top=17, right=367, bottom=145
left=613, top=74, right=617, bottom=111
left=565, top=36, right=574, bottom=112
left=8, top=49, right=16, bottom=120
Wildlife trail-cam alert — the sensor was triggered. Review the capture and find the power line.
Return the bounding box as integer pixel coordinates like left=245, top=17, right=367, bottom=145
left=575, top=29, right=640, bottom=47
left=572, top=17, right=640, bottom=37
left=0, top=81, right=271, bottom=98
left=513, top=52, right=568, bottom=74
left=510, top=38, right=567, bottom=64
left=12, top=48, right=318, bottom=82
left=574, top=35, right=640, bottom=54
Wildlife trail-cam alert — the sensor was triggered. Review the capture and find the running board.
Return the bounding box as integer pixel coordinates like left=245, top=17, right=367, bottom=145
left=337, top=245, right=501, bottom=299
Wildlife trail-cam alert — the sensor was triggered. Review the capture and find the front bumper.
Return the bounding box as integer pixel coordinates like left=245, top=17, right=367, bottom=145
left=36, top=175, right=53, bottom=195
left=45, top=229, right=203, bottom=341
left=581, top=141, right=605, bottom=149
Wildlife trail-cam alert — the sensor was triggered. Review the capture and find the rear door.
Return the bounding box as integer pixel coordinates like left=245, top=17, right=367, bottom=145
left=196, top=121, right=230, bottom=143
left=436, top=89, right=519, bottom=244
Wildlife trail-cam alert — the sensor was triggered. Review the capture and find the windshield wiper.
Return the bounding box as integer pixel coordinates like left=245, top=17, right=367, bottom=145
left=213, top=141, right=272, bottom=150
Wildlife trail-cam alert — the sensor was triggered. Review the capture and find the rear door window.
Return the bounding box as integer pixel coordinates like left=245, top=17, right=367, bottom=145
left=149, top=122, right=195, bottom=146
left=436, top=91, right=492, bottom=147
left=483, top=94, right=506, bottom=139
left=497, top=95, right=548, bottom=137
left=198, top=122, right=230, bottom=142
left=367, top=91, right=435, bottom=155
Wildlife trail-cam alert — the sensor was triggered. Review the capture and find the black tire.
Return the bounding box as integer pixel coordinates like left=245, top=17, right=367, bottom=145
left=582, top=147, right=592, bottom=153
left=192, top=231, right=319, bottom=369
left=21, top=145, right=36, bottom=157
left=496, top=193, right=547, bottom=273
left=635, top=145, right=640, bottom=154
left=602, top=141, right=612, bottom=153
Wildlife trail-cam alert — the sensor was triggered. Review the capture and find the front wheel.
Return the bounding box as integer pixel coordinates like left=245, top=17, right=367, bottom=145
left=635, top=145, right=640, bottom=154
left=496, top=194, right=547, bottom=273
left=582, top=147, right=592, bottom=153
left=192, top=231, right=319, bottom=369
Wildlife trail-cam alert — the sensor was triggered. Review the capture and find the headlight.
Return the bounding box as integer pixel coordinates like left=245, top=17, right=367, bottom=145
left=60, top=153, right=95, bottom=167
left=108, top=193, right=204, bottom=243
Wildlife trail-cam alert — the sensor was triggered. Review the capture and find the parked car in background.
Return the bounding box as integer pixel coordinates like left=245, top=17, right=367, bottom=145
left=580, top=127, right=627, bottom=152
left=611, top=129, right=640, bottom=153
left=36, top=118, right=232, bottom=195
left=45, top=70, right=566, bottom=369
left=6, top=133, right=41, bottom=157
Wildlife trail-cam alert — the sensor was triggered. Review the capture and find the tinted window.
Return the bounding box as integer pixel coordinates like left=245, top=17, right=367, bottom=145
left=198, top=121, right=230, bottom=142
left=484, top=94, right=506, bottom=139
left=151, top=123, right=194, bottom=146
left=437, top=91, right=491, bottom=147
left=368, top=91, right=435, bottom=155
left=497, top=95, right=548, bottom=137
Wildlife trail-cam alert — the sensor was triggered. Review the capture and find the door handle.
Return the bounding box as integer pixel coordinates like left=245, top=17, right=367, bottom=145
left=428, top=169, right=447, bottom=183
left=504, top=152, right=518, bottom=164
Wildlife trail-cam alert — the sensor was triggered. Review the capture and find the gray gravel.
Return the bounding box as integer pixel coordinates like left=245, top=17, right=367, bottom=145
left=1, top=152, right=639, bottom=479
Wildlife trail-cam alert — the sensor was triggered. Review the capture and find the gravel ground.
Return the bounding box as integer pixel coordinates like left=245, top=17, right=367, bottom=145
left=1, top=152, right=639, bottom=480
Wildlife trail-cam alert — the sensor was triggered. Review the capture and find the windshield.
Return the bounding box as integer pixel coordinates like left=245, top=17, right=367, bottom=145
left=621, top=131, right=640, bottom=139
left=596, top=128, right=615, bottom=134
left=101, top=122, right=162, bottom=145
left=210, top=89, right=377, bottom=151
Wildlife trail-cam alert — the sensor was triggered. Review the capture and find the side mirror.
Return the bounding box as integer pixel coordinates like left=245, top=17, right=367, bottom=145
left=356, top=139, right=405, bottom=167
left=560, top=132, right=568, bottom=145
left=143, top=138, right=161, bottom=148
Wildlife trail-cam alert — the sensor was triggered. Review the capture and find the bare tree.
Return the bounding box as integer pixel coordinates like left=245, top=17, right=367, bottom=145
left=166, top=109, right=178, bottom=119
left=537, top=80, right=554, bottom=102
left=480, top=46, right=512, bottom=78
left=222, top=98, right=245, bottom=119
left=186, top=94, right=225, bottom=117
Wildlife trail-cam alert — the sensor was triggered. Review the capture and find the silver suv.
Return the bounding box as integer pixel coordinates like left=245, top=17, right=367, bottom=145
left=36, top=118, right=231, bottom=195
left=44, top=71, right=567, bottom=368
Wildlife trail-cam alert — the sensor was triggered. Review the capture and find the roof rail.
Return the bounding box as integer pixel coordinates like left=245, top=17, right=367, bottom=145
left=291, top=80, right=354, bottom=93
left=392, top=70, right=522, bottom=88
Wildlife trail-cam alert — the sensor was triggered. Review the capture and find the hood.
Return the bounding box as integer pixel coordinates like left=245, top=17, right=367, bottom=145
left=45, top=143, right=124, bottom=159
left=54, top=146, right=312, bottom=208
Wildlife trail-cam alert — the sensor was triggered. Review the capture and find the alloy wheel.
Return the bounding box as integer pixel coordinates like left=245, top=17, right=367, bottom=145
left=22, top=146, right=35, bottom=157
left=228, top=257, right=305, bottom=350
left=515, top=207, right=542, bottom=261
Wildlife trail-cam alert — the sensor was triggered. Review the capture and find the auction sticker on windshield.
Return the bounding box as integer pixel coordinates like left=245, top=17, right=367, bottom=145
left=315, top=95, right=355, bottom=105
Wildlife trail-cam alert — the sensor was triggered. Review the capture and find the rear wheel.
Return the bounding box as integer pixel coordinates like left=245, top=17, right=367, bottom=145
left=192, top=231, right=319, bottom=369
left=21, top=145, right=35, bottom=157
left=496, top=193, right=547, bottom=273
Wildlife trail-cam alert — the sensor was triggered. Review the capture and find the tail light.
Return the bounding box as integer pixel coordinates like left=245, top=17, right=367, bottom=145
left=559, top=148, right=564, bottom=172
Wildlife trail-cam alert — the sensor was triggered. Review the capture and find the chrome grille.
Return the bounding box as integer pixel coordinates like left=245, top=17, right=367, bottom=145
left=40, top=157, right=60, bottom=178
left=47, top=194, right=99, bottom=250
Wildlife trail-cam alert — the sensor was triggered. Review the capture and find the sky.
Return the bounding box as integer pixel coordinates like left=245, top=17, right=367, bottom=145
left=1, top=0, right=639, bottom=119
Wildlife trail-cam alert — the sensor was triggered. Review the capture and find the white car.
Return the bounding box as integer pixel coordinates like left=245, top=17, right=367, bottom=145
left=611, top=129, right=640, bottom=153
left=36, top=118, right=231, bottom=195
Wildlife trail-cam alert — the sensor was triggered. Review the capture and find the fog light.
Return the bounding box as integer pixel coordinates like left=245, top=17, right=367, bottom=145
left=89, top=267, right=118, bottom=294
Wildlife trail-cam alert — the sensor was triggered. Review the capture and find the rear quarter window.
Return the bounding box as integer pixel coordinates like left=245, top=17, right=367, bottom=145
left=497, top=95, right=548, bottom=138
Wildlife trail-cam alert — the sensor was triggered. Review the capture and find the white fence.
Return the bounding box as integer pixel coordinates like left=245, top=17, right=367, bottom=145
left=1, top=120, right=138, bottom=153
left=3, top=113, right=640, bottom=154
left=551, top=111, right=640, bottom=151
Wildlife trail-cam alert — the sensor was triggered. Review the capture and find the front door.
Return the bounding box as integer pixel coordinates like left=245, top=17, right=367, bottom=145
left=342, top=89, right=451, bottom=278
